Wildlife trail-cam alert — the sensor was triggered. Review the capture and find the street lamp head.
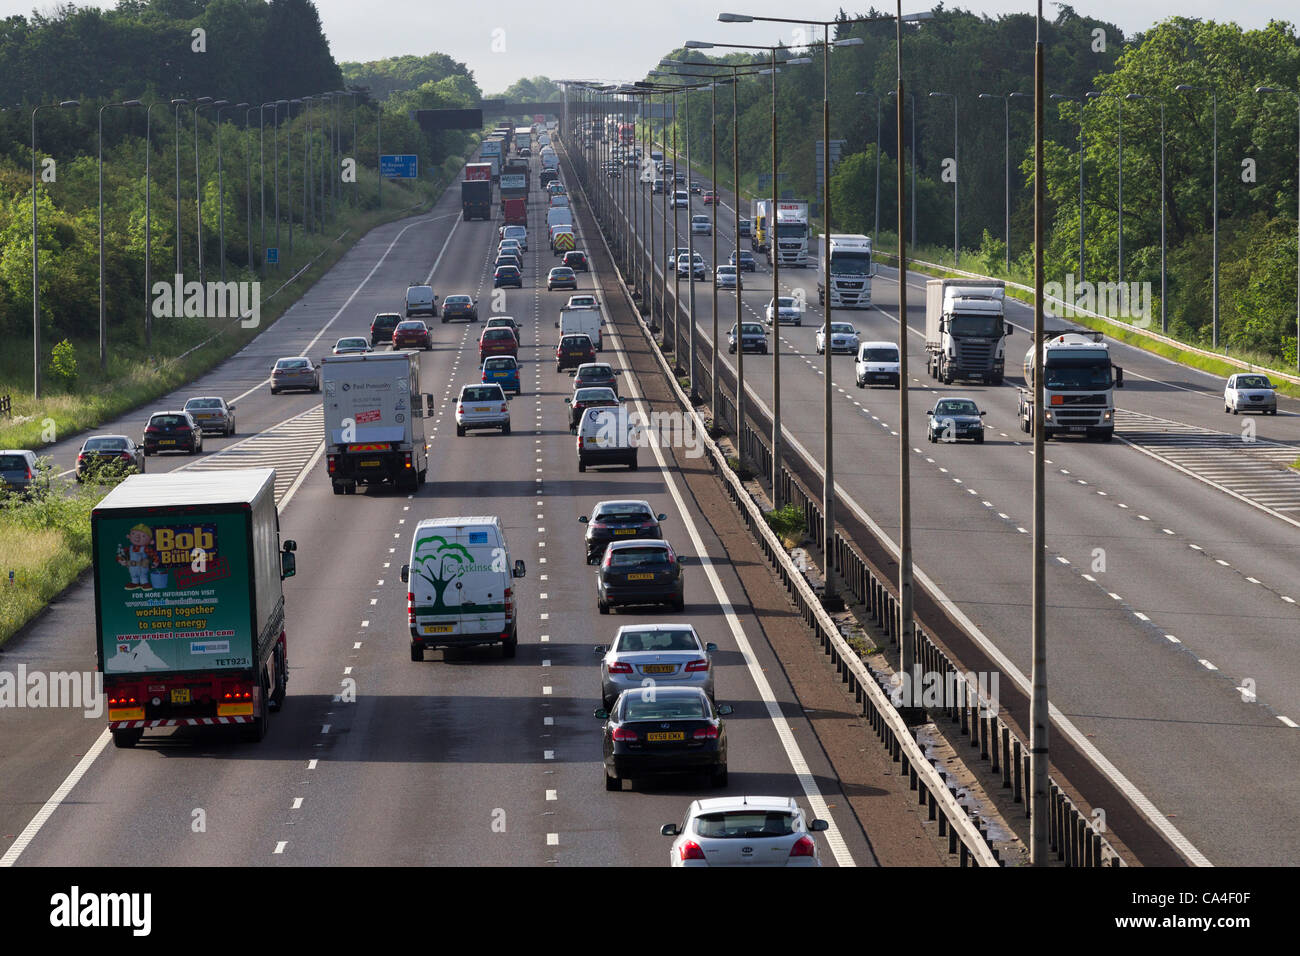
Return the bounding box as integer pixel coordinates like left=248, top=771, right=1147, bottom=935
left=718, top=13, right=754, bottom=22
left=684, top=41, right=714, bottom=49
left=978, top=93, right=996, bottom=99
left=235, top=102, right=249, bottom=109
left=1174, top=84, right=1198, bottom=92
left=833, top=38, right=865, bottom=48
left=1048, top=93, right=1072, bottom=101
left=901, top=11, right=936, bottom=21
left=171, top=98, right=188, bottom=106
left=121, top=99, right=143, bottom=107
left=1085, top=91, right=1104, bottom=99
left=59, top=100, right=80, bottom=107
left=928, top=91, right=949, bottom=98
left=212, top=99, right=230, bottom=107
left=195, top=96, right=213, bottom=105
left=785, top=57, right=812, bottom=65
left=1009, top=92, right=1030, bottom=99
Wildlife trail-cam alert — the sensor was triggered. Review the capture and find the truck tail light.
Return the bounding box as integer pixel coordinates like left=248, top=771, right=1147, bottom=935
left=327, top=455, right=337, bottom=474
left=108, top=695, right=139, bottom=705
left=403, top=453, right=412, bottom=470
left=789, top=835, right=816, bottom=858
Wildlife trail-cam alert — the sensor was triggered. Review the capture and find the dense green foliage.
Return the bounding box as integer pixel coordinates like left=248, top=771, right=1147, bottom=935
left=650, top=7, right=1300, bottom=363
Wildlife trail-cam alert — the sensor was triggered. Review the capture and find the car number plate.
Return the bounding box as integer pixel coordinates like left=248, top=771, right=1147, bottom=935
left=642, top=664, right=675, bottom=674
left=646, top=731, right=684, bottom=742
left=160, top=439, right=176, bottom=445
left=170, top=689, right=190, bottom=704
left=613, top=529, right=636, bottom=535
left=627, top=572, right=654, bottom=581
left=196, top=413, right=214, bottom=418
left=1068, top=426, right=1087, bottom=432
left=473, top=406, right=491, bottom=412
left=422, top=624, right=454, bottom=634
left=360, top=459, right=381, bottom=467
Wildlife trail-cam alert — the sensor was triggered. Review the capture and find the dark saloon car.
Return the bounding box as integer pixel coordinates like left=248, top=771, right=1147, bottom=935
left=494, top=265, right=523, bottom=289
left=441, top=294, right=479, bottom=323
left=270, top=356, right=319, bottom=393
left=927, top=397, right=986, bottom=444
left=393, top=320, right=433, bottom=349
left=563, top=250, right=589, bottom=272
left=76, top=435, right=144, bottom=482
left=571, top=362, right=619, bottom=393
left=580, top=499, right=667, bottom=564
left=565, top=386, right=620, bottom=433
left=370, top=312, right=402, bottom=346
left=596, top=687, right=731, bottom=791
left=596, top=538, right=684, bottom=613
left=0, top=450, right=45, bottom=497
left=142, top=411, right=203, bottom=456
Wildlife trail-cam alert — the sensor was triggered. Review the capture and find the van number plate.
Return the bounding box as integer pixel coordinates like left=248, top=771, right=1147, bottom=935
left=422, top=624, right=454, bottom=634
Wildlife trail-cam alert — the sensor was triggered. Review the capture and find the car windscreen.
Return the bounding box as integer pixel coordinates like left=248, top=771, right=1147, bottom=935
left=863, top=348, right=898, bottom=362
left=741, top=325, right=764, bottom=335
left=621, top=696, right=706, bottom=721
left=695, top=811, right=795, bottom=839
left=462, top=386, right=503, bottom=401
left=562, top=337, right=592, bottom=348
left=608, top=546, right=669, bottom=567
left=615, top=629, right=697, bottom=652
left=85, top=438, right=128, bottom=450
left=1236, top=376, right=1270, bottom=388
left=935, top=401, right=977, bottom=415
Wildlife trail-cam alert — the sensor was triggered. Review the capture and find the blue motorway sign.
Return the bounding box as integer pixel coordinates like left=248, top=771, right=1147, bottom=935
left=265, top=247, right=279, bottom=264
left=380, top=154, right=419, bottom=179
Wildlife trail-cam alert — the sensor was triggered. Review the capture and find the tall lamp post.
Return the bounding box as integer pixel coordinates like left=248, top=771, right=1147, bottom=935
left=1050, top=93, right=1085, bottom=289
left=1086, top=90, right=1123, bottom=286
left=195, top=98, right=224, bottom=287
left=147, top=99, right=186, bottom=348
left=31, top=99, right=80, bottom=398
left=1256, top=85, right=1300, bottom=370
left=215, top=102, right=248, bottom=283
left=99, top=99, right=143, bottom=372
left=978, top=91, right=1030, bottom=272
left=855, top=91, right=883, bottom=244
left=245, top=105, right=258, bottom=270
left=1176, top=83, right=1218, bottom=347
left=1126, top=93, right=1166, bottom=333
left=928, top=91, right=958, bottom=265
left=885, top=90, right=916, bottom=244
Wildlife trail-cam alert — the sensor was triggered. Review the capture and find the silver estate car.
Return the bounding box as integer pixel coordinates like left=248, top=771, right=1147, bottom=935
left=595, top=623, right=716, bottom=709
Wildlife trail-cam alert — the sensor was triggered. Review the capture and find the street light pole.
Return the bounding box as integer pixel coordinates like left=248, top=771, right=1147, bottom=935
left=978, top=92, right=1021, bottom=272
left=245, top=106, right=256, bottom=270
left=215, top=102, right=247, bottom=283
left=193, top=97, right=219, bottom=287
left=146, top=100, right=185, bottom=348
left=1087, top=90, right=1123, bottom=286
left=1050, top=93, right=1084, bottom=289
left=99, top=99, right=143, bottom=373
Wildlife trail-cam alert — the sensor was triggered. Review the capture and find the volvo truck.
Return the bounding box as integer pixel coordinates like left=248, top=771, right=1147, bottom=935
left=1018, top=330, right=1124, bottom=441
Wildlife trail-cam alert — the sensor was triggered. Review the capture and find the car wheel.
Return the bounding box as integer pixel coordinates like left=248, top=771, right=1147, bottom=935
left=502, top=423, right=511, bottom=435
left=605, top=769, right=621, bottom=792
left=628, top=457, right=638, bottom=471
left=332, top=482, right=344, bottom=495
left=556, top=365, right=562, bottom=373
left=501, top=630, right=518, bottom=659
left=410, top=643, right=423, bottom=662
left=975, top=432, right=985, bottom=444
left=271, top=387, right=280, bottom=395
left=578, top=460, right=587, bottom=473
left=598, top=599, right=610, bottom=615
left=711, top=764, right=728, bottom=788
left=456, top=425, right=465, bottom=437
left=672, top=596, right=685, bottom=612
left=1224, top=405, right=1230, bottom=413
left=1232, top=407, right=1238, bottom=415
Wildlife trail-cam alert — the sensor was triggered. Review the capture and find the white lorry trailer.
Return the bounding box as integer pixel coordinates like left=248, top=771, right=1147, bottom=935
left=924, top=279, right=1011, bottom=385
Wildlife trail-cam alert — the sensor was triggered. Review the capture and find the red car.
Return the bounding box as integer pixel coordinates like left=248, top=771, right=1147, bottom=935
left=392, top=320, right=432, bottom=350
left=703, top=192, right=718, bottom=205
left=479, top=326, right=519, bottom=362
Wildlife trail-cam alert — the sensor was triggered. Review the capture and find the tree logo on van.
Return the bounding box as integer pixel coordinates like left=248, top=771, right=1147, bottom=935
left=411, top=534, right=475, bottom=611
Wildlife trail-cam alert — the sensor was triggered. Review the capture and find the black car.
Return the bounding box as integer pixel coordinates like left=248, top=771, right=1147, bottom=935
left=565, top=386, right=620, bottom=433
left=596, top=687, right=731, bottom=791
left=729, top=249, right=757, bottom=272
left=142, top=411, right=203, bottom=456
left=927, top=397, right=986, bottom=444
left=571, top=363, right=619, bottom=392
left=370, top=312, right=402, bottom=346
left=597, top=539, right=684, bottom=613
left=494, top=265, right=523, bottom=289
left=76, top=435, right=144, bottom=483
left=581, top=499, right=667, bottom=564
left=556, top=333, right=597, bottom=372
left=563, top=250, right=589, bottom=272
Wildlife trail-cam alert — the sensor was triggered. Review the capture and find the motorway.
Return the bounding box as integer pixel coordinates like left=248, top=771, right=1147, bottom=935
left=0, top=141, right=879, bottom=867
left=590, top=130, right=1300, bottom=866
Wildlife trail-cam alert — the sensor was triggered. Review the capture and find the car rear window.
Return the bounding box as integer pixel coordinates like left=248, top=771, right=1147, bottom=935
left=186, top=398, right=222, bottom=408
left=485, top=329, right=514, bottom=340
left=562, top=336, right=591, bottom=348
left=0, top=454, right=30, bottom=469
left=397, top=322, right=425, bottom=331
left=695, top=811, right=795, bottom=839
left=276, top=358, right=309, bottom=369
left=615, top=629, right=697, bottom=652
left=484, top=357, right=515, bottom=369
left=608, top=546, right=669, bottom=567
left=462, top=386, right=503, bottom=401
left=150, top=415, right=186, bottom=427
left=575, top=388, right=616, bottom=402
left=374, top=315, right=399, bottom=326
left=85, top=438, right=128, bottom=450
left=622, top=696, right=706, bottom=720
left=595, top=505, right=652, bottom=521
left=446, top=296, right=471, bottom=305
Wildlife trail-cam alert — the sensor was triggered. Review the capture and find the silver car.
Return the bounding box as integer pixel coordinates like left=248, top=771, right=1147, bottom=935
left=271, top=356, right=320, bottom=393
left=715, top=265, right=741, bottom=291
left=595, top=623, right=717, bottom=709
left=455, top=383, right=511, bottom=436
left=183, top=396, right=236, bottom=436
left=1224, top=373, right=1278, bottom=415
left=661, top=797, right=830, bottom=867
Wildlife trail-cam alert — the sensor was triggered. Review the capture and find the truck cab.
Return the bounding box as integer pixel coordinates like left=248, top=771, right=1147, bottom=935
left=925, top=280, right=1009, bottom=385
left=1018, top=331, right=1124, bottom=441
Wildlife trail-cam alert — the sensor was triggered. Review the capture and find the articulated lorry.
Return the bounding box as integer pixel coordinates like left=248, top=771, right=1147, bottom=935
left=753, top=199, right=810, bottom=266
left=461, top=179, right=492, bottom=221
left=816, top=234, right=873, bottom=308
left=1018, top=330, right=1124, bottom=441
left=94, top=468, right=298, bottom=748
left=924, top=279, right=1011, bottom=385
left=323, top=351, right=431, bottom=494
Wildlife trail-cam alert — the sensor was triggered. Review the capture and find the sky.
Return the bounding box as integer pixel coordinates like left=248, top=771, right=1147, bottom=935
left=4, top=1, right=1297, bottom=95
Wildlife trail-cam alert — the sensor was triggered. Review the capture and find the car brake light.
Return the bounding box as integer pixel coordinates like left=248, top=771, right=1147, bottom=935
left=679, top=841, right=706, bottom=861
left=577, top=437, right=584, bottom=449
left=457, top=404, right=464, bottom=414
left=684, top=659, right=709, bottom=673
left=789, top=835, right=816, bottom=858
left=611, top=727, right=637, bottom=741
left=122, top=453, right=132, bottom=460
left=500, top=404, right=508, bottom=413
left=692, top=725, right=719, bottom=739
left=608, top=661, right=633, bottom=674
left=77, top=453, right=85, bottom=461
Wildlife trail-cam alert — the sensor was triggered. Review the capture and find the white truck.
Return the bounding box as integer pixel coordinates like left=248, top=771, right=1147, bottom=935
left=322, top=351, right=431, bottom=494
left=1018, top=330, right=1124, bottom=441
left=753, top=199, right=810, bottom=266
left=817, top=234, right=873, bottom=308
left=924, top=279, right=1010, bottom=385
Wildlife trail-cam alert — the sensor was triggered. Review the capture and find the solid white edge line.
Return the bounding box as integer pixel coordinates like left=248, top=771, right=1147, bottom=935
left=588, top=229, right=856, bottom=870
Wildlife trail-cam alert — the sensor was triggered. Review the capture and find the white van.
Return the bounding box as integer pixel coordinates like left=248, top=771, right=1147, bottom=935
left=402, top=516, right=526, bottom=660
left=577, top=407, right=639, bottom=472
left=855, top=341, right=901, bottom=389
left=549, top=194, right=570, bottom=209
left=405, top=284, right=438, bottom=318
left=547, top=206, right=574, bottom=230
left=556, top=307, right=603, bottom=351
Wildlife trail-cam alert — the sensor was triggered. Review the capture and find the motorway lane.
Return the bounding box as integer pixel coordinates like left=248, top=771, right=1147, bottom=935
left=587, top=144, right=1300, bottom=864
left=6, top=145, right=872, bottom=867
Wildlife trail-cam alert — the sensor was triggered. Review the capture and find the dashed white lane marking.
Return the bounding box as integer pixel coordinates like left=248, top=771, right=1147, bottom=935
left=291, top=797, right=304, bottom=810
left=1166, top=634, right=1182, bottom=644
left=274, top=841, right=287, bottom=855
left=307, top=759, right=318, bottom=770
left=1279, top=716, right=1299, bottom=728
left=546, top=790, right=558, bottom=800
left=321, top=724, right=331, bottom=734
left=547, top=833, right=559, bottom=846
left=1199, top=660, right=1219, bottom=671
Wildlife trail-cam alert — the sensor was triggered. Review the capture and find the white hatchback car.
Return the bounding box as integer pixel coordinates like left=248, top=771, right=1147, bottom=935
left=661, top=796, right=830, bottom=867
left=1224, top=373, right=1278, bottom=415
left=455, top=383, right=511, bottom=436
left=691, top=214, right=711, bottom=236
